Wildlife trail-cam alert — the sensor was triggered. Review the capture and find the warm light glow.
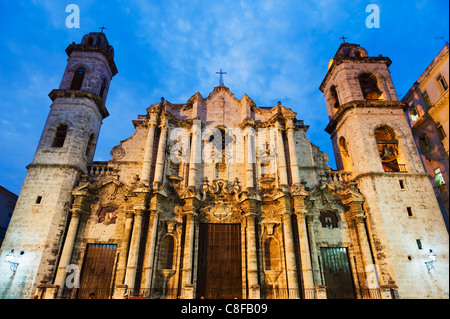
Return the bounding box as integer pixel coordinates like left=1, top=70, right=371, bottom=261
left=328, top=58, right=334, bottom=70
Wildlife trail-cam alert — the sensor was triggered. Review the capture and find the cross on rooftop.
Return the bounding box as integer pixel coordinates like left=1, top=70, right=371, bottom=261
left=216, top=69, right=227, bottom=86
left=340, top=35, right=348, bottom=43
left=99, top=26, right=107, bottom=33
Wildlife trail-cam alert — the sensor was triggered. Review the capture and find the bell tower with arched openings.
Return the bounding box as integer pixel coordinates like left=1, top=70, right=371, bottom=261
left=320, top=43, right=449, bottom=298
left=0, top=32, right=117, bottom=298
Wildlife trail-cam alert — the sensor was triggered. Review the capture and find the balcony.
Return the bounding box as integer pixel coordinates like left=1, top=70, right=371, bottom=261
left=382, top=163, right=407, bottom=172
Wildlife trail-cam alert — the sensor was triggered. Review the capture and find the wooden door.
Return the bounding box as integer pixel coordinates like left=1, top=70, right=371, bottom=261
left=77, top=244, right=117, bottom=299
left=320, top=247, right=356, bottom=299
left=197, top=223, right=242, bottom=299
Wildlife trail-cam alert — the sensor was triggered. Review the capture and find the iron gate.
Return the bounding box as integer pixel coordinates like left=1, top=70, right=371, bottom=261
left=320, top=247, right=356, bottom=299
left=197, top=223, right=242, bottom=299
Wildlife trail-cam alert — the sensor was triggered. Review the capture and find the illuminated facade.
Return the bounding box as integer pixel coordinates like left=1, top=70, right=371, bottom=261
left=0, top=34, right=448, bottom=299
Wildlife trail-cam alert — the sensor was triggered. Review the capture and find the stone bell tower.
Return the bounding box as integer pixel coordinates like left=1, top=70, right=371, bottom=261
left=0, top=32, right=117, bottom=298
left=319, top=43, right=449, bottom=298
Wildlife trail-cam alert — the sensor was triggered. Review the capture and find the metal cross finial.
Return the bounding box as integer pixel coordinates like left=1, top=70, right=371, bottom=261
left=340, top=35, right=348, bottom=43
left=99, top=26, right=107, bottom=33
left=216, top=69, right=227, bottom=86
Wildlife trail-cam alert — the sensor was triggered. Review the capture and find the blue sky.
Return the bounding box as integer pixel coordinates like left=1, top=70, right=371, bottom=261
left=0, top=0, right=448, bottom=195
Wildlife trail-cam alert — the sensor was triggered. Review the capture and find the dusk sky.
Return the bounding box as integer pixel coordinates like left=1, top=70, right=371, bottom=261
left=0, top=0, right=449, bottom=195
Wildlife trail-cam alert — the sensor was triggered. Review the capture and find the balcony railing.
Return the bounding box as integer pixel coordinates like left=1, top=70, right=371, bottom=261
left=327, top=170, right=352, bottom=182
left=383, top=163, right=407, bottom=172
left=89, top=162, right=118, bottom=176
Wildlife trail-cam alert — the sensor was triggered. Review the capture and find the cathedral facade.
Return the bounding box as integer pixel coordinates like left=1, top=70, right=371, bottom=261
left=0, top=32, right=448, bottom=299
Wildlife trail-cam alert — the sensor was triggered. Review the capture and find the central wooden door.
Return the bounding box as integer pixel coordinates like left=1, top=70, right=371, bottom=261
left=77, top=244, right=117, bottom=299
left=197, top=223, right=242, bottom=299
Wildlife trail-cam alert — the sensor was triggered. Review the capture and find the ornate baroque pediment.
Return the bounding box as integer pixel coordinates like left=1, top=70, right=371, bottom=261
left=200, top=201, right=242, bottom=223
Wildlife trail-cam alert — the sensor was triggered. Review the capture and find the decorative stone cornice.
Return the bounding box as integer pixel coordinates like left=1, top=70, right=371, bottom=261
left=48, top=89, right=109, bottom=119
left=65, top=43, right=118, bottom=76
left=319, top=56, right=392, bottom=92
left=325, top=100, right=407, bottom=134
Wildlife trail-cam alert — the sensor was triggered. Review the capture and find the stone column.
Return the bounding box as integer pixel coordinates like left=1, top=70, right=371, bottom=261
left=181, top=211, right=197, bottom=295
left=153, top=123, right=168, bottom=188
left=352, top=211, right=378, bottom=290
left=280, top=211, right=299, bottom=298
left=188, top=119, right=202, bottom=188
left=53, top=209, right=83, bottom=295
left=115, top=212, right=134, bottom=286
left=140, top=210, right=160, bottom=295
left=355, top=217, right=375, bottom=275
left=306, top=214, right=322, bottom=285
left=295, top=210, right=315, bottom=295
left=245, top=128, right=256, bottom=189
left=276, top=124, right=288, bottom=186
left=342, top=192, right=378, bottom=291
left=140, top=116, right=158, bottom=184
left=246, top=213, right=259, bottom=296
left=286, top=120, right=300, bottom=185
left=124, top=208, right=145, bottom=292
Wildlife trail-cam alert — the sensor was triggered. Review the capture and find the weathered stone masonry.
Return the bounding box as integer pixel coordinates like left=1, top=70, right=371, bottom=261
left=0, top=34, right=447, bottom=300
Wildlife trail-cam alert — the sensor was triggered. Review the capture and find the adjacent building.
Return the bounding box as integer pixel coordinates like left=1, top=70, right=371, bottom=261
left=0, top=186, right=18, bottom=248
left=402, top=44, right=449, bottom=230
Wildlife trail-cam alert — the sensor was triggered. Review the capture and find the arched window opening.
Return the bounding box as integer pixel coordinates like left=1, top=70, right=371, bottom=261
left=87, top=37, right=94, bottom=45
left=264, top=237, right=280, bottom=270
left=330, top=85, right=340, bottom=108
left=355, top=50, right=364, bottom=58
left=375, top=126, right=404, bottom=172
left=359, top=72, right=382, bottom=100
left=319, top=211, right=339, bottom=229
left=99, top=79, right=106, bottom=98
left=70, top=67, right=85, bottom=90
left=52, top=124, right=68, bottom=148
left=159, top=235, right=175, bottom=270
left=338, top=136, right=352, bottom=171
left=85, top=134, right=95, bottom=156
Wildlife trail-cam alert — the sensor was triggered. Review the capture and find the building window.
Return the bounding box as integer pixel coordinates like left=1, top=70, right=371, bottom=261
left=436, top=74, right=448, bottom=92
left=375, top=126, right=403, bottom=172
left=406, top=206, right=413, bottom=217
left=359, top=72, right=383, bottom=100
left=416, top=239, right=423, bottom=250
left=421, top=90, right=432, bottom=109
left=434, top=168, right=446, bottom=187
left=51, top=124, right=68, bottom=148
left=319, top=211, right=339, bottom=229
left=70, top=67, right=85, bottom=90
left=330, top=85, right=340, bottom=108
left=35, top=196, right=42, bottom=204
left=409, top=104, right=419, bottom=121
left=399, top=180, right=405, bottom=189
left=264, top=237, right=281, bottom=270
left=418, top=134, right=432, bottom=153
left=437, top=124, right=447, bottom=141
left=159, top=235, right=175, bottom=270
left=85, top=134, right=95, bottom=156
left=99, top=79, right=106, bottom=98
